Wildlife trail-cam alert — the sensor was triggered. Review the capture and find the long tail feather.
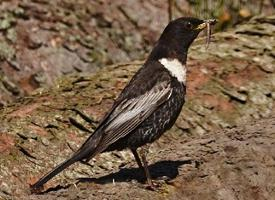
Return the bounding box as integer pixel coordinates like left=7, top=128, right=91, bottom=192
left=31, top=152, right=83, bottom=190
left=30, top=141, right=99, bottom=191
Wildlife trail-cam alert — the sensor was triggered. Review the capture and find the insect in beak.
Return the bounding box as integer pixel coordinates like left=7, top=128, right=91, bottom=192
left=196, top=19, right=217, bottom=49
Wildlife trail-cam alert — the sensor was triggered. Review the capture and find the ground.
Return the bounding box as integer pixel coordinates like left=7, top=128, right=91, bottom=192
left=24, top=115, right=275, bottom=200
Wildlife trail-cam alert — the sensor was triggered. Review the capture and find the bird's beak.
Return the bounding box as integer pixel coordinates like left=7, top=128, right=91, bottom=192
left=195, top=19, right=217, bottom=30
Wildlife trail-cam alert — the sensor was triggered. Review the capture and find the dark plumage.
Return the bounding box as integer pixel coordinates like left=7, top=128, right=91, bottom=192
left=31, top=17, right=216, bottom=191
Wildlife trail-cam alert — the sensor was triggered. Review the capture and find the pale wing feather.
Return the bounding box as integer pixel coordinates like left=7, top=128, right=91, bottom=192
left=96, top=81, right=172, bottom=152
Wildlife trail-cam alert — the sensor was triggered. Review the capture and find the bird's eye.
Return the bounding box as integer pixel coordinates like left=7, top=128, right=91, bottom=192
left=185, top=22, right=193, bottom=29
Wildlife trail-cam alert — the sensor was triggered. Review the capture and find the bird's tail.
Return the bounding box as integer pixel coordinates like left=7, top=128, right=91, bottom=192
left=30, top=142, right=98, bottom=191
left=30, top=155, right=78, bottom=190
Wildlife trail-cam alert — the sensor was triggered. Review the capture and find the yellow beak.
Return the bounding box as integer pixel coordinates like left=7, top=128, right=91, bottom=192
left=195, top=19, right=217, bottom=30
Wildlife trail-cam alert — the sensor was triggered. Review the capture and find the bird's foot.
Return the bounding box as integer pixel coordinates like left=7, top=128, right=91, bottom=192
left=145, top=179, right=165, bottom=191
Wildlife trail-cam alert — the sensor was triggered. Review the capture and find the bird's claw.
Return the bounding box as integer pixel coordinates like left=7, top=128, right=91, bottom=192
left=145, top=180, right=165, bottom=191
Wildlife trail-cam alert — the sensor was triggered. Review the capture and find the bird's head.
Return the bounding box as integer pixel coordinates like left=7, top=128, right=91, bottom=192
left=149, top=17, right=216, bottom=63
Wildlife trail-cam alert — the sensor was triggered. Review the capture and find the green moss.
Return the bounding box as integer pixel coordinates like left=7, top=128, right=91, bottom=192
left=0, top=41, right=15, bottom=60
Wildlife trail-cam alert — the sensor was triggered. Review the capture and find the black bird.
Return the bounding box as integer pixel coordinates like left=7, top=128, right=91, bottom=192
left=31, top=17, right=216, bottom=191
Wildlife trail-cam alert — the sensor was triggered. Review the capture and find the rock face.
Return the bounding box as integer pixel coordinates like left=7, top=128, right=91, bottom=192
left=0, top=0, right=274, bottom=106
left=0, top=5, right=275, bottom=200
left=0, top=0, right=170, bottom=106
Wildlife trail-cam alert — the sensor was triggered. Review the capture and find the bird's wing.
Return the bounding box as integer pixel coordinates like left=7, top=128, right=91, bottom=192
left=95, top=80, right=172, bottom=152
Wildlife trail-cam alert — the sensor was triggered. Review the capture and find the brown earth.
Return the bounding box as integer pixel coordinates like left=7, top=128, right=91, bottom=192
left=24, top=114, right=275, bottom=200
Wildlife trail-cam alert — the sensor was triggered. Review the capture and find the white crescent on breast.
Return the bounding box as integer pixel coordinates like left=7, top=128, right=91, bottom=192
left=159, top=58, right=186, bottom=84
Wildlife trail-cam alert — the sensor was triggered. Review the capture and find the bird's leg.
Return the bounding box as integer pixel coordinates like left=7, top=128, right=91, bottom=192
left=139, top=146, right=153, bottom=188
left=131, top=149, right=143, bottom=170
left=131, top=146, right=154, bottom=188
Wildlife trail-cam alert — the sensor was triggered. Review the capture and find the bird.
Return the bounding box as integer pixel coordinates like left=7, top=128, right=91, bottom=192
left=31, top=17, right=216, bottom=191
